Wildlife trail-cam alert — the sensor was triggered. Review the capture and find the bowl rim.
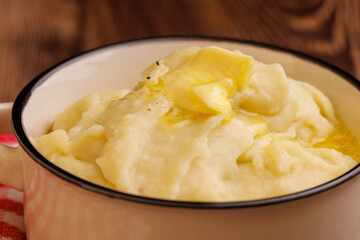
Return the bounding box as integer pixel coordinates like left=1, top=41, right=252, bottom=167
left=12, top=35, right=360, bottom=209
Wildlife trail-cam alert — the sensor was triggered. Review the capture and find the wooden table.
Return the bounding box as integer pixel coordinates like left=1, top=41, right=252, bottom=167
left=0, top=0, right=359, bottom=102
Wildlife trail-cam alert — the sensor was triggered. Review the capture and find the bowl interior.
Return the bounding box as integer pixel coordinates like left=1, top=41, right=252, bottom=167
left=14, top=37, right=360, bottom=207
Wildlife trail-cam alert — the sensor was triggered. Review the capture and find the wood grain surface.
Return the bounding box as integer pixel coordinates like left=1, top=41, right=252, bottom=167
left=0, top=0, right=359, bottom=102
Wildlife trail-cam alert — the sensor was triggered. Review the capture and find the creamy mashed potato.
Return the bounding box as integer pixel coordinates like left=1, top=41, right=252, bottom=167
left=36, top=46, right=360, bottom=201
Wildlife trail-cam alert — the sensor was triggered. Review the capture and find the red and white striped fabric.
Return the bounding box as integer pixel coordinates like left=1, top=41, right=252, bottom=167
left=0, top=135, right=25, bottom=240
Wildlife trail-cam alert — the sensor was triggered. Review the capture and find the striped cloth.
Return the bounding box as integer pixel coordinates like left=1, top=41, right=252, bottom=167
left=0, top=135, right=25, bottom=240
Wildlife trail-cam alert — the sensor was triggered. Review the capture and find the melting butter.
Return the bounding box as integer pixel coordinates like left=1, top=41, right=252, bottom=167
left=314, top=121, right=360, bottom=162
left=144, top=46, right=254, bottom=120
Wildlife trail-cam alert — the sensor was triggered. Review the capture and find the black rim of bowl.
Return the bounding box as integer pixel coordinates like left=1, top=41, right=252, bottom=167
left=12, top=36, right=360, bottom=209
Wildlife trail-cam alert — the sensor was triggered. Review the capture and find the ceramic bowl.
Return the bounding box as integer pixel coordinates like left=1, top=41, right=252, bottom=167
left=1, top=37, right=360, bottom=240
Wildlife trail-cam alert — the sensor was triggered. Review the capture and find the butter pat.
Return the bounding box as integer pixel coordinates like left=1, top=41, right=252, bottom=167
left=144, top=46, right=254, bottom=120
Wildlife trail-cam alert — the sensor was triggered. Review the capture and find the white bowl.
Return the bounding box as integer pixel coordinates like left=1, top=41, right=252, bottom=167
left=1, top=37, right=360, bottom=239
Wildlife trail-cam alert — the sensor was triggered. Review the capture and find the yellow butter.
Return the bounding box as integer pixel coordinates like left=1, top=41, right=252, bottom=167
left=144, top=46, right=253, bottom=120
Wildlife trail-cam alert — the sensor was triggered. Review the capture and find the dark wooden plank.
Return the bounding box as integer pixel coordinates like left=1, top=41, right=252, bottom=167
left=0, top=0, right=359, bottom=102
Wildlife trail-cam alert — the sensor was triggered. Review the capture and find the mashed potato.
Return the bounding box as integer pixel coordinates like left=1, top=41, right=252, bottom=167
left=36, top=46, right=359, bottom=201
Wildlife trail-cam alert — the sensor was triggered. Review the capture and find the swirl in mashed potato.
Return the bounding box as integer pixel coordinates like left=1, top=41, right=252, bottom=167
left=36, top=46, right=359, bottom=201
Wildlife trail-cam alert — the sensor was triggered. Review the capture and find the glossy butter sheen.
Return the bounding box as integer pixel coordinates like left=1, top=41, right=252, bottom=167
left=36, top=46, right=359, bottom=201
